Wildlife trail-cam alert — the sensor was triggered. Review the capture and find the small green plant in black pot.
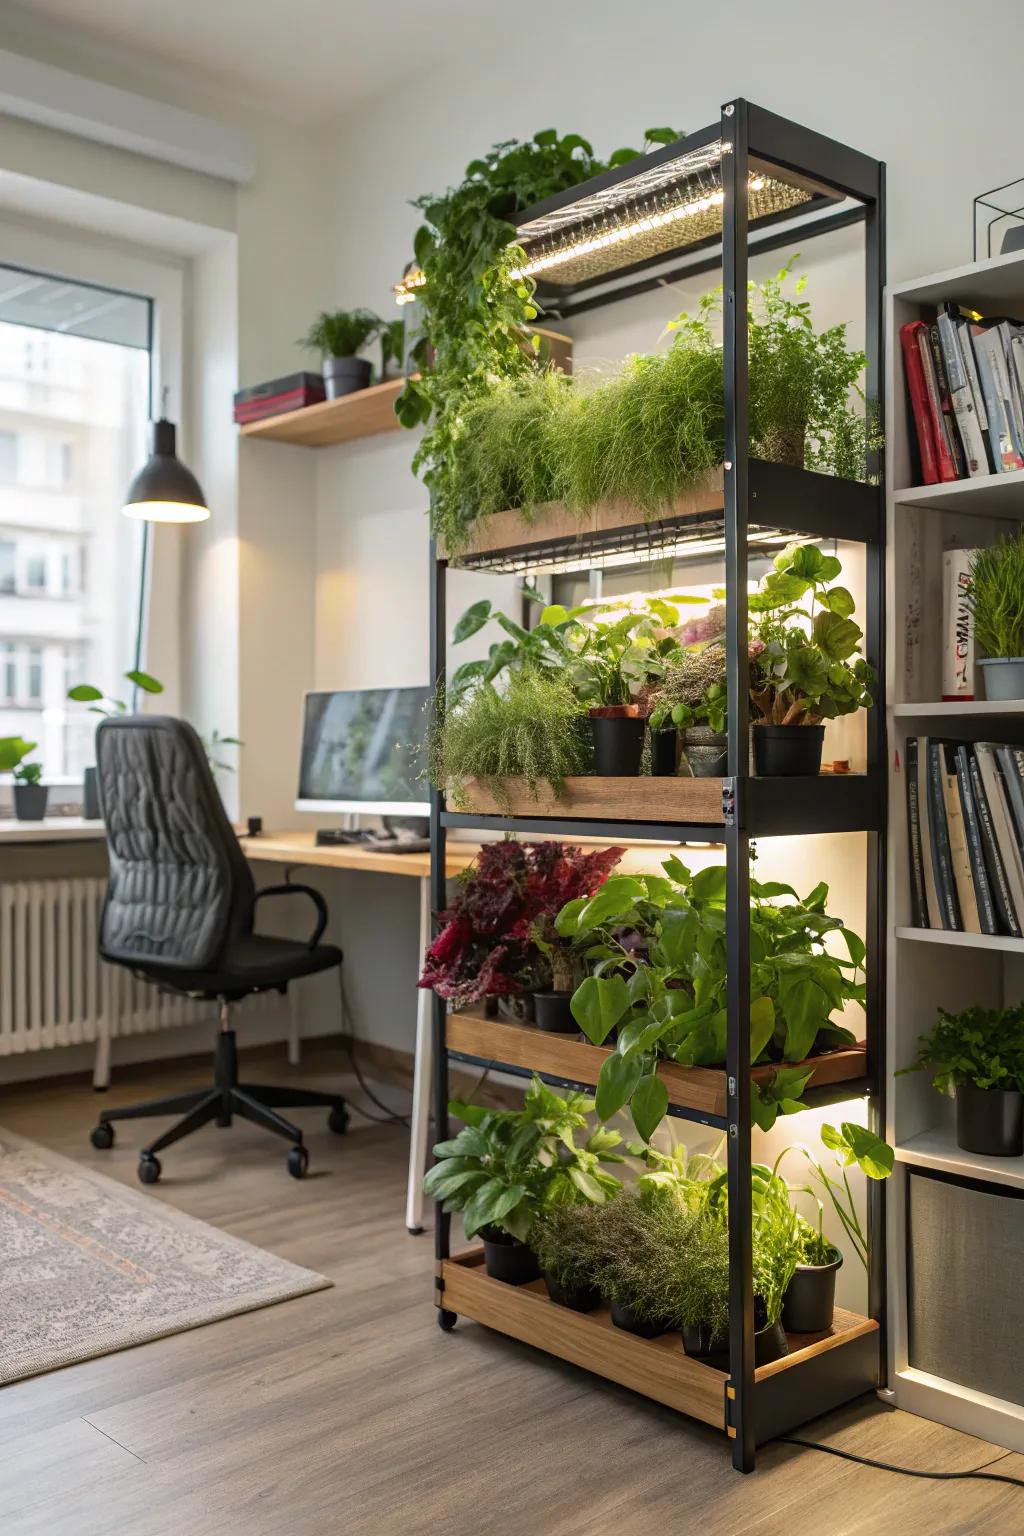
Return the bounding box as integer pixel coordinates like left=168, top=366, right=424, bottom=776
left=299, top=308, right=381, bottom=399
left=0, top=736, right=47, bottom=820
left=902, top=1004, right=1024, bottom=1157
left=650, top=643, right=728, bottom=779
left=968, top=534, right=1024, bottom=701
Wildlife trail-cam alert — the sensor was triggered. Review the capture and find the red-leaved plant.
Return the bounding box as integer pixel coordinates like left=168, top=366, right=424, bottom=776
left=419, top=841, right=623, bottom=1008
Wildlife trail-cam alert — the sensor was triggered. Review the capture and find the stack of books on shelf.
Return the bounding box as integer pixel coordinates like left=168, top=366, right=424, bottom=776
left=905, top=738, right=1024, bottom=936
left=900, top=306, right=1024, bottom=484
left=233, top=372, right=325, bottom=425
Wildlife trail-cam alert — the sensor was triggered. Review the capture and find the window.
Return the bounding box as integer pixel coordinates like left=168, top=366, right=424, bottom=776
left=0, top=262, right=152, bottom=779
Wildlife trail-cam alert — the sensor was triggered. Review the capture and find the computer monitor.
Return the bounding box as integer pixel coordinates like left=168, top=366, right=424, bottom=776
left=295, top=687, right=431, bottom=816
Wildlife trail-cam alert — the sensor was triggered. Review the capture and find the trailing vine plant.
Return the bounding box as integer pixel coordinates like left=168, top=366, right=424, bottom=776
left=395, top=127, right=683, bottom=553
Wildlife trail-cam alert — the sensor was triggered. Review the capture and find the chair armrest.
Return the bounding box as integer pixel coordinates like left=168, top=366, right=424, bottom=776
left=253, top=883, right=328, bottom=950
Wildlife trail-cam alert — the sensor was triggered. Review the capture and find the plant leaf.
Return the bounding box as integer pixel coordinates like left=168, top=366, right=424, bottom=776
left=595, top=1050, right=643, bottom=1121
left=631, top=1072, right=668, bottom=1142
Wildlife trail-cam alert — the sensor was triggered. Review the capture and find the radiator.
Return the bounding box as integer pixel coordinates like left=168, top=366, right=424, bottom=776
left=0, top=877, right=285, bottom=1085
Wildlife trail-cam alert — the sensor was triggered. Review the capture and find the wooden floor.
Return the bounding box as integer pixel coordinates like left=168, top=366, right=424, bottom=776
left=1, top=1045, right=1022, bottom=1535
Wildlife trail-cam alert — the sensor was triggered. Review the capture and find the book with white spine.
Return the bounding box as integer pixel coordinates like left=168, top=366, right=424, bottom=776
left=941, top=547, right=977, bottom=700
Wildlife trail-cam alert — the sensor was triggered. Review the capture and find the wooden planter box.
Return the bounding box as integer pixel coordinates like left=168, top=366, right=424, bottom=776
left=451, top=775, right=725, bottom=824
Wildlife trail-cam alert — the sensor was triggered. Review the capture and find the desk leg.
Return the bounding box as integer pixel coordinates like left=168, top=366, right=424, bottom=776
left=405, top=876, right=432, bottom=1235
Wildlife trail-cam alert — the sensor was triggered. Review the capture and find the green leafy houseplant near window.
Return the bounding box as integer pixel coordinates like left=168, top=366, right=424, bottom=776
left=299, top=308, right=382, bottom=399
left=0, top=735, right=47, bottom=820
left=968, top=533, right=1024, bottom=700
left=901, top=1004, right=1024, bottom=1157
left=422, top=1075, right=624, bottom=1284
left=68, top=672, right=241, bottom=780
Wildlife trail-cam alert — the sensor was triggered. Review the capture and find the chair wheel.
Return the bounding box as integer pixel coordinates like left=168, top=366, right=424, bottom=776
left=287, top=1145, right=309, bottom=1179
left=90, top=1123, right=114, bottom=1150
left=328, top=1104, right=349, bottom=1135
left=138, top=1154, right=161, bottom=1185
left=437, top=1309, right=458, bottom=1332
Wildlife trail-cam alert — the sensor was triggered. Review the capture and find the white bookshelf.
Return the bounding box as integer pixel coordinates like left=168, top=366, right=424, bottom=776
left=886, top=247, right=1024, bottom=1454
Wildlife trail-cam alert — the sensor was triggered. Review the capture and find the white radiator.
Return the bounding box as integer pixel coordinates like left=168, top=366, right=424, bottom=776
left=0, top=877, right=285, bottom=1085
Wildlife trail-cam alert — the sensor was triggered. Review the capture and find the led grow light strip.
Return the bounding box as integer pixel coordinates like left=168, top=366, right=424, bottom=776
left=518, top=528, right=790, bottom=578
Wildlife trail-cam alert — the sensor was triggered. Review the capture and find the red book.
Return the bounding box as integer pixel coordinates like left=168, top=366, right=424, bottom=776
left=908, top=320, right=957, bottom=482
left=900, top=321, right=940, bottom=484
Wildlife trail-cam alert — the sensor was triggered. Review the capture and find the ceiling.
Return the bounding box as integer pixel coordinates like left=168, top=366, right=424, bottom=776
left=2, top=0, right=497, bottom=125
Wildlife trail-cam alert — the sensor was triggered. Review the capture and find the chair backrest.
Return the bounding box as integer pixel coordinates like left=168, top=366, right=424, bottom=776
left=96, top=714, right=255, bottom=971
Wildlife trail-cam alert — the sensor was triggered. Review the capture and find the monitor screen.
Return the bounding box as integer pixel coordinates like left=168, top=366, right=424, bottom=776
left=296, top=687, right=432, bottom=814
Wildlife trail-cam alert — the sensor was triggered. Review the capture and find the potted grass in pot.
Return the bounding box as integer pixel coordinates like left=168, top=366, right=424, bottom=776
left=749, top=544, right=874, bottom=777
left=531, top=1201, right=607, bottom=1312
left=422, top=1076, right=623, bottom=1285
left=299, top=308, right=382, bottom=399
left=902, top=1004, right=1024, bottom=1157
left=968, top=534, right=1024, bottom=700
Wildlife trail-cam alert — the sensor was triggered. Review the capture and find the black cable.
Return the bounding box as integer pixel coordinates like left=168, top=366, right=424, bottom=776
left=335, top=970, right=411, bottom=1128
left=776, top=1435, right=1024, bottom=1488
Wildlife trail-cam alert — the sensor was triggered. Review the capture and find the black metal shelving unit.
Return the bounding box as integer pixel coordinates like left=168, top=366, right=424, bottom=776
left=428, top=99, right=886, bottom=1474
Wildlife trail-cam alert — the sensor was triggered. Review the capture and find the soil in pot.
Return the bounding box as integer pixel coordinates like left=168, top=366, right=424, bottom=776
left=650, top=729, right=679, bottom=777
left=682, top=727, right=727, bottom=779
left=13, top=782, right=48, bottom=821
left=782, top=1249, right=843, bottom=1333
left=956, top=1082, right=1024, bottom=1157
left=753, top=723, right=825, bottom=777
left=480, top=1227, right=541, bottom=1285
left=533, top=991, right=577, bottom=1033
left=609, top=1299, right=671, bottom=1338
left=324, top=355, right=372, bottom=399
left=589, top=707, right=645, bottom=777
left=978, top=657, right=1024, bottom=702
left=543, top=1270, right=601, bottom=1312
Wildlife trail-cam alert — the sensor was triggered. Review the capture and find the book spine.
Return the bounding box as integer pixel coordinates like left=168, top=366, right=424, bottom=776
left=970, top=750, right=1022, bottom=936
left=978, top=741, right=1024, bottom=930
left=956, top=316, right=997, bottom=472
left=928, top=740, right=961, bottom=928
left=997, top=745, right=1024, bottom=857
left=930, top=323, right=965, bottom=477
left=905, top=738, right=928, bottom=928
left=937, top=312, right=988, bottom=477
left=941, top=547, right=977, bottom=699
left=918, top=733, right=942, bottom=928
left=942, top=746, right=981, bottom=932
left=916, top=324, right=958, bottom=482
left=955, top=745, right=998, bottom=934
left=998, top=322, right=1024, bottom=461
left=900, top=323, right=940, bottom=485
left=972, top=326, right=1024, bottom=472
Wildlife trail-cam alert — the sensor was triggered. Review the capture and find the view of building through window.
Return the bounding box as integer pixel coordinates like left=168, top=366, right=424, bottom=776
left=0, top=287, right=150, bottom=781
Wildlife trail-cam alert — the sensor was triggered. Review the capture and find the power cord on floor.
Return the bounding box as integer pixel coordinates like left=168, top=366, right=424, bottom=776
left=776, top=1435, right=1024, bottom=1488
left=335, top=971, right=411, bottom=1128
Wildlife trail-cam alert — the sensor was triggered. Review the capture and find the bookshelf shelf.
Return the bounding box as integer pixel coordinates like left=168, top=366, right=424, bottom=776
left=239, top=377, right=405, bottom=447
left=892, top=700, right=1024, bottom=717
left=895, top=1128, right=1024, bottom=1192
left=893, top=468, right=1024, bottom=518
left=895, top=925, right=1024, bottom=954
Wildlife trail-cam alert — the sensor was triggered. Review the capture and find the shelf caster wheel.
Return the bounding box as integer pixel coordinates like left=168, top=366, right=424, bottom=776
left=138, top=1154, right=161, bottom=1185
left=437, top=1309, right=458, bottom=1332
left=287, top=1145, right=309, bottom=1179
left=90, top=1122, right=114, bottom=1150
left=328, top=1105, right=349, bottom=1135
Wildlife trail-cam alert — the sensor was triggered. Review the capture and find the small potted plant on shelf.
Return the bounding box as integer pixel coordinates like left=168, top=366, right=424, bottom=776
left=649, top=643, right=728, bottom=778
left=422, top=1075, right=624, bottom=1284
left=748, top=543, right=875, bottom=777
left=968, top=534, right=1024, bottom=701
left=531, top=1199, right=608, bottom=1312
left=570, top=611, right=676, bottom=777
left=0, top=736, right=47, bottom=820
left=901, top=1004, right=1024, bottom=1157
left=298, top=309, right=382, bottom=399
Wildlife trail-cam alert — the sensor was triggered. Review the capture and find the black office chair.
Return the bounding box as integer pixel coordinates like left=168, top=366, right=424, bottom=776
left=88, top=714, right=348, bottom=1185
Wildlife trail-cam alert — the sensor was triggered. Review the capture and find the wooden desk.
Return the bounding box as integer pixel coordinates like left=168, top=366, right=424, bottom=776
left=242, top=830, right=479, bottom=1232
left=0, top=817, right=105, bottom=844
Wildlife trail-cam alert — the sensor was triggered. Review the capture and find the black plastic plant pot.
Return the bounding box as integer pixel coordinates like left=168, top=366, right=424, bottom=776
left=782, top=1251, right=843, bottom=1333
left=682, top=728, right=728, bottom=779
left=323, top=355, right=372, bottom=399
left=754, top=1319, right=790, bottom=1366
left=480, top=1228, right=541, bottom=1286
left=683, top=1318, right=789, bottom=1367
left=650, top=728, right=679, bottom=777
left=955, top=1082, right=1024, bottom=1157
left=609, top=1299, right=669, bottom=1338
left=533, top=991, right=577, bottom=1033
left=753, top=723, right=825, bottom=777
left=589, top=711, right=645, bottom=777
left=13, top=783, right=48, bottom=821
left=82, top=766, right=100, bottom=820
left=543, top=1270, right=601, bottom=1313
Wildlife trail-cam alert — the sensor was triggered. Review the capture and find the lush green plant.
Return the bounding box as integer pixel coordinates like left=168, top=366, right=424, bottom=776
left=749, top=543, right=875, bottom=726
left=649, top=644, right=727, bottom=734
left=396, top=126, right=682, bottom=552
left=299, top=308, right=381, bottom=360
left=968, top=534, right=1024, bottom=660
left=68, top=669, right=163, bottom=715
left=422, top=1075, right=624, bottom=1242
left=773, top=1121, right=893, bottom=1271
left=0, top=736, right=41, bottom=783
left=567, top=608, right=679, bottom=709
left=380, top=317, right=406, bottom=374
left=901, top=1004, right=1024, bottom=1095
left=531, top=1199, right=612, bottom=1293
left=557, top=858, right=865, bottom=1136
left=429, top=669, right=588, bottom=810
left=446, top=592, right=584, bottom=704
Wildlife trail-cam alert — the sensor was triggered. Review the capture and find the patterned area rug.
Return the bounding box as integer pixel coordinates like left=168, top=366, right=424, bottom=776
left=0, top=1127, right=331, bottom=1384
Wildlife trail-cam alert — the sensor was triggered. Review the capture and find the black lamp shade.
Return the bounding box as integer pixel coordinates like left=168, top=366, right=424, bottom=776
left=123, top=418, right=210, bottom=523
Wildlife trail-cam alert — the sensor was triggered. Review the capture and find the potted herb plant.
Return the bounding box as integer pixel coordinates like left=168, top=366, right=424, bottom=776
left=68, top=669, right=164, bottom=817
left=650, top=644, right=728, bottom=778
left=570, top=611, right=676, bottom=777
left=902, top=1004, right=1024, bottom=1157
left=422, top=1076, right=623, bottom=1284
left=968, top=534, right=1024, bottom=700
left=299, top=309, right=381, bottom=399
left=748, top=543, right=874, bottom=777
left=0, top=736, right=47, bottom=820
left=531, top=1195, right=608, bottom=1311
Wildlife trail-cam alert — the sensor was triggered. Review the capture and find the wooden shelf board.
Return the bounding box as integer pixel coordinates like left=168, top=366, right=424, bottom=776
left=892, top=468, right=1024, bottom=519
left=451, top=776, right=724, bottom=825
left=895, top=925, right=1024, bottom=954
left=446, top=1008, right=868, bottom=1121
left=895, top=1128, right=1024, bottom=1191
left=892, top=699, right=1024, bottom=717
left=439, top=1249, right=877, bottom=1430
left=239, top=377, right=406, bottom=447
